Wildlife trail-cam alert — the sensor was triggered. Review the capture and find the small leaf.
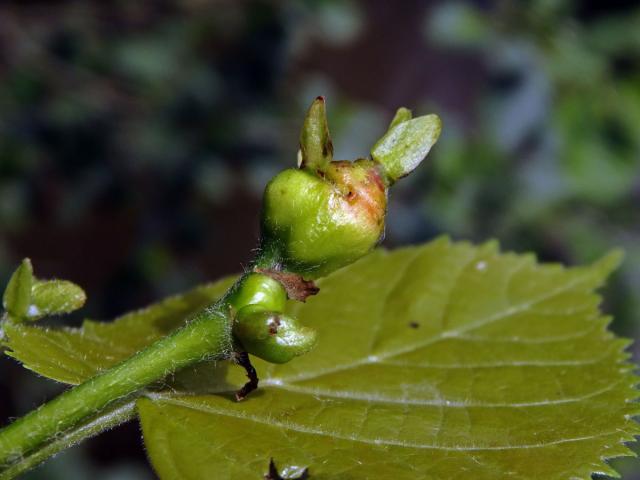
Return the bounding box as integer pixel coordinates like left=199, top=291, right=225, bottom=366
left=2, top=259, right=33, bottom=321
left=299, top=96, right=333, bottom=171
left=371, top=113, right=442, bottom=182
left=27, top=280, right=87, bottom=321
left=4, top=240, right=638, bottom=479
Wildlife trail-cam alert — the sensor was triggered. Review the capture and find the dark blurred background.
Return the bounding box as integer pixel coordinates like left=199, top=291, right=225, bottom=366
left=0, top=0, right=639, bottom=478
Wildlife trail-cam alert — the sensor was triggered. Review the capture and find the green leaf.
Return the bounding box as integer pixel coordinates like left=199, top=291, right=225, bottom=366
left=2, top=277, right=235, bottom=384
left=371, top=114, right=442, bottom=182
left=2, top=259, right=33, bottom=321
left=138, top=239, right=637, bottom=479
left=4, top=239, right=638, bottom=478
left=27, top=280, right=87, bottom=321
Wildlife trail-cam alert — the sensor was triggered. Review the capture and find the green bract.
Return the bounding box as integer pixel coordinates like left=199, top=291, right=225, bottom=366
left=260, top=98, right=442, bottom=278
left=371, top=109, right=442, bottom=183
left=2, top=259, right=33, bottom=321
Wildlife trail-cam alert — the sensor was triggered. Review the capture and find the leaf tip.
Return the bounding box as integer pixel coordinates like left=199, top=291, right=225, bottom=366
left=3, top=258, right=35, bottom=320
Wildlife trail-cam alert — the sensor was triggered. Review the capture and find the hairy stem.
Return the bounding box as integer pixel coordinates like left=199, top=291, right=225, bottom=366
left=0, top=304, right=233, bottom=471
left=0, top=400, right=137, bottom=480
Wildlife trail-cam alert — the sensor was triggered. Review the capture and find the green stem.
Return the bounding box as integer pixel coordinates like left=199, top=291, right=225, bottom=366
left=0, top=399, right=137, bottom=480
left=0, top=304, right=233, bottom=470
left=253, top=240, right=281, bottom=271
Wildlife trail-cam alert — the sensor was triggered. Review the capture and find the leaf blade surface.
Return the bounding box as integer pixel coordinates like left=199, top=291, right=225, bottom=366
left=137, top=239, right=638, bottom=479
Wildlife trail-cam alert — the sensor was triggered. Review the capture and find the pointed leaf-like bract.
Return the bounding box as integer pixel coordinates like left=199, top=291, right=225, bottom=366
left=28, top=280, right=87, bottom=321
left=371, top=113, right=442, bottom=183
left=387, top=107, right=412, bottom=130
left=299, top=96, right=333, bottom=171
left=2, top=259, right=33, bottom=321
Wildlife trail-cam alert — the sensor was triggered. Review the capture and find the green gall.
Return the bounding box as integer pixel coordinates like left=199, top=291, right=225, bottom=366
left=371, top=110, right=442, bottom=183
left=227, top=273, right=287, bottom=313
left=261, top=159, right=387, bottom=278
left=28, top=280, right=87, bottom=321
left=233, top=306, right=317, bottom=364
left=2, top=259, right=33, bottom=321
left=259, top=98, right=440, bottom=279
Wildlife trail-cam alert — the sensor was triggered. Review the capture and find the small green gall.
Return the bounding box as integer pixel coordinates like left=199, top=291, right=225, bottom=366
left=233, top=306, right=317, bottom=364
left=227, top=273, right=287, bottom=313
left=261, top=159, right=387, bottom=278
left=2, top=258, right=33, bottom=321
left=28, top=280, right=87, bottom=321
left=259, top=98, right=441, bottom=278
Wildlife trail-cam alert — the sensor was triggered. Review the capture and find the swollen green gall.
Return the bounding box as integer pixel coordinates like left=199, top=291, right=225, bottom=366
left=233, top=306, right=317, bottom=364
left=227, top=273, right=287, bottom=314
left=259, top=97, right=441, bottom=278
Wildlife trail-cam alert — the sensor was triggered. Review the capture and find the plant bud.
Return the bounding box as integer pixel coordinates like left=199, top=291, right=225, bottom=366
left=259, top=98, right=441, bottom=279
left=2, top=260, right=87, bottom=322
left=233, top=306, right=317, bottom=364
left=2, top=259, right=33, bottom=320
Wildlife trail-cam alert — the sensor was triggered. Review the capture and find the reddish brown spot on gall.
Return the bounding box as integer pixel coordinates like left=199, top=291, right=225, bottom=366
left=268, top=316, right=281, bottom=335
left=368, top=168, right=386, bottom=192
